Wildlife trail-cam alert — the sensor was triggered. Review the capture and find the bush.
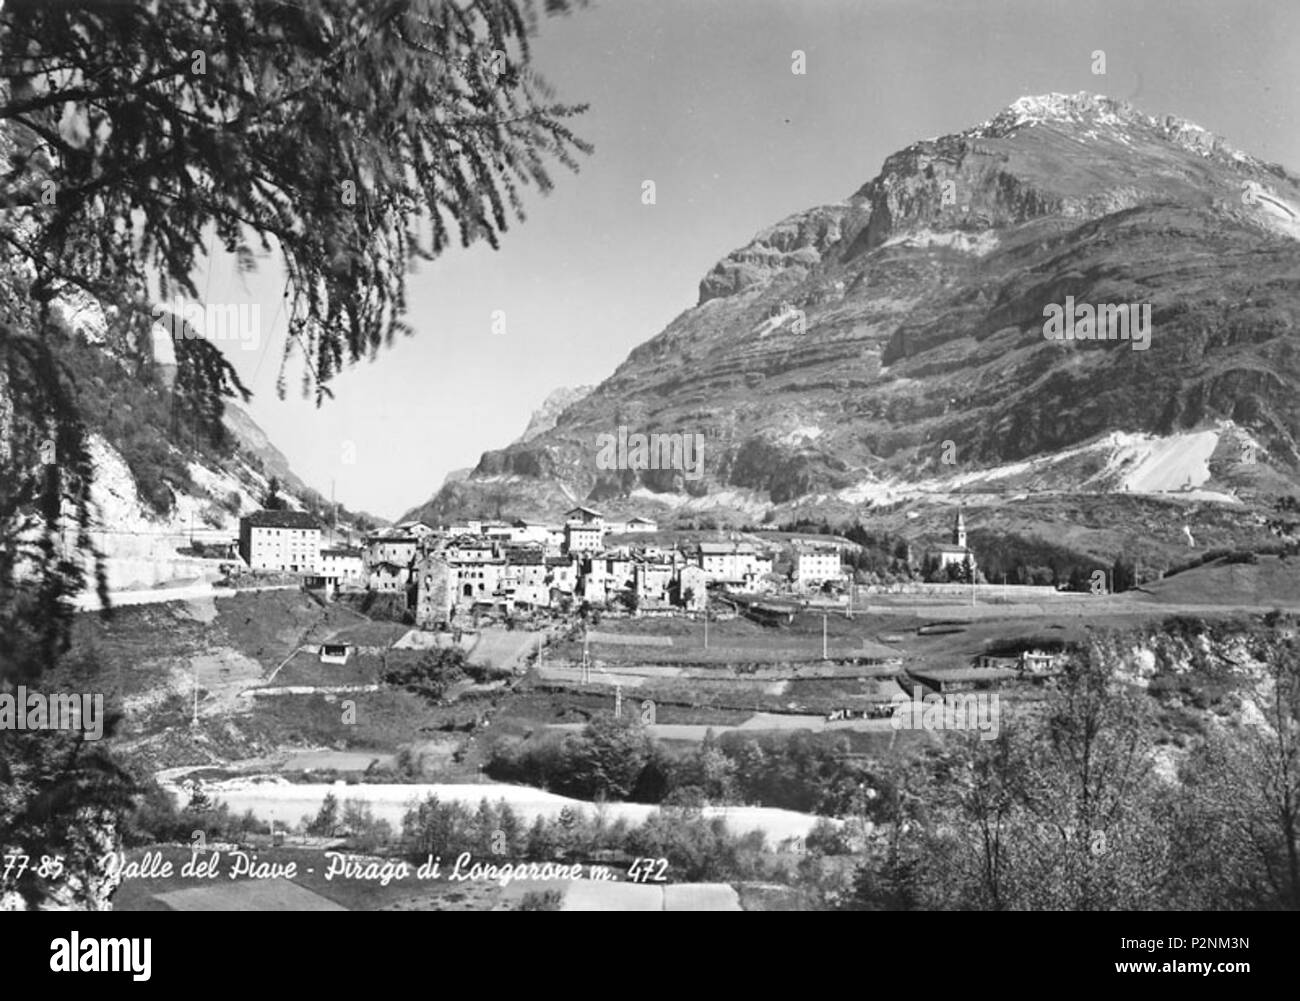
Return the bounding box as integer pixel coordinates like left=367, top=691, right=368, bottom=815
left=805, top=817, right=853, bottom=855
left=486, top=717, right=661, bottom=802
left=124, top=780, right=270, bottom=845
left=340, top=799, right=393, bottom=851
left=383, top=647, right=467, bottom=702
left=516, top=889, right=564, bottom=911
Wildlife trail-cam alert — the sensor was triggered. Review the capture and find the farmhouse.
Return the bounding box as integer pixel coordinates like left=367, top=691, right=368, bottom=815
left=909, top=664, right=1017, bottom=694
left=564, top=505, right=606, bottom=529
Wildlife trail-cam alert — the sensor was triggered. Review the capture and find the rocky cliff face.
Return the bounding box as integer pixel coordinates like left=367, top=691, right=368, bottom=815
left=0, top=270, right=320, bottom=590
left=515, top=385, right=594, bottom=444
left=404, top=93, right=1300, bottom=529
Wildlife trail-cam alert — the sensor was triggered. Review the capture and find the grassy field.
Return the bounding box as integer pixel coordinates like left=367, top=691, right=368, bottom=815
left=66, top=555, right=1298, bottom=834
left=1137, top=554, right=1300, bottom=605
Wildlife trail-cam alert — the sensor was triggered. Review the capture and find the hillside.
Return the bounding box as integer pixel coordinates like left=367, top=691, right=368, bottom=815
left=16, top=289, right=367, bottom=592
left=404, top=93, right=1300, bottom=569
left=1136, top=553, right=1300, bottom=606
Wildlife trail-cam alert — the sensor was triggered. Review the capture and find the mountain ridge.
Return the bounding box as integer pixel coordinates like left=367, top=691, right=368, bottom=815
left=402, top=93, right=1300, bottom=549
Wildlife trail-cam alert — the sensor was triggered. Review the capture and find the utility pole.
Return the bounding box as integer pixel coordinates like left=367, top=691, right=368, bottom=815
left=614, top=684, right=623, bottom=719
left=822, top=612, right=828, bottom=661
left=703, top=596, right=709, bottom=650
left=191, top=660, right=199, bottom=727
left=581, top=629, right=591, bottom=684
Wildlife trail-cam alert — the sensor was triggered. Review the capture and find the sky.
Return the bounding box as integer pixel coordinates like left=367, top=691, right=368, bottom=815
left=203, top=0, right=1300, bottom=522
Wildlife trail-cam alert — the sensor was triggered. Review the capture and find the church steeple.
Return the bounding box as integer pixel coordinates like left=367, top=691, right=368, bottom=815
left=954, top=508, right=967, bottom=549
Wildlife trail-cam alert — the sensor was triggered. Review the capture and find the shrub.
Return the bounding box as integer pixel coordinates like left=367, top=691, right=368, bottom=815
left=383, top=647, right=467, bottom=702
left=805, top=817, right=853, bottom=855
left=516, top=890, right=564, bottom=911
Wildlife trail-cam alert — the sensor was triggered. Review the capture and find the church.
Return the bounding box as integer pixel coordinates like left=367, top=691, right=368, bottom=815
left=930, top=509, right=977, bottom=575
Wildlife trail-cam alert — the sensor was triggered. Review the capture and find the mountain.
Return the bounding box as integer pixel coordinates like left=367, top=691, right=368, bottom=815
left=402, top=93, right=1300, bottom=562
left=3, top=282, right=350, bottom=593
left=222, top=401, right=308, bottom=497
left=515, top=385, right=594, bottom=444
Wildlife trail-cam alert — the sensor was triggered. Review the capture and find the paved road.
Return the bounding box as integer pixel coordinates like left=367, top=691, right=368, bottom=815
left=71, top=580, right=299, bottom=612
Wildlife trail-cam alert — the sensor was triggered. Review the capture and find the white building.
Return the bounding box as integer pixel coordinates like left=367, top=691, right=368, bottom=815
left=238, top=510, right=321, bottom=573
left=510, top=520, right=552, bottom=545
left=696, top=542, right=773, bottom=589
left=564, top=522, right=603, bottom=555
left=319, top=547, right=365, bottom=587
left=793, top=543, right=843, bottom=588
left=931, top=509, right=977, bottom=574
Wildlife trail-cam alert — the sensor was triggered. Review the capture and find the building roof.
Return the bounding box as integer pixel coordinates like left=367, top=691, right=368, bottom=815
left=565, top=505, right=605, bottom=519
left=505, top=550, right=545, bottom=565
left=243, top=510, right=319, bottom=530
left=627, top=516, right=658, bottom=525
left=320, top=548, right=362, bottom=558
left=909, top=666, right=1018, bottom=684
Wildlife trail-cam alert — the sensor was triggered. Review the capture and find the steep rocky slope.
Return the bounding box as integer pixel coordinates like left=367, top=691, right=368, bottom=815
left=406, top=94, right=1300, bottom=543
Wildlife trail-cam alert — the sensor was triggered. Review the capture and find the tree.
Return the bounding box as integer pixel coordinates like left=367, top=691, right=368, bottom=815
left=307, top=792, right=340, bottom=837
left=1176, top=614, right=1300, bottom=909
left=559, top=716, right=654, bottom=801
left=3, top=0, right=591, bottom=402
left=2, top=0, right=592, bottom=909
left=383, top=646, right=467, bottom=703
left=674, top=743, right=737, bottom=804
left=900, top=633, right=1174, bottom=910
left=262, top=475, right=287, bottom=510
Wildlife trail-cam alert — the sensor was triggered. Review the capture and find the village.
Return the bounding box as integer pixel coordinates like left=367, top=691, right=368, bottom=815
left=227, top=502, right=1073, bottom=705
left=235, top=504, right=874, bottom=629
